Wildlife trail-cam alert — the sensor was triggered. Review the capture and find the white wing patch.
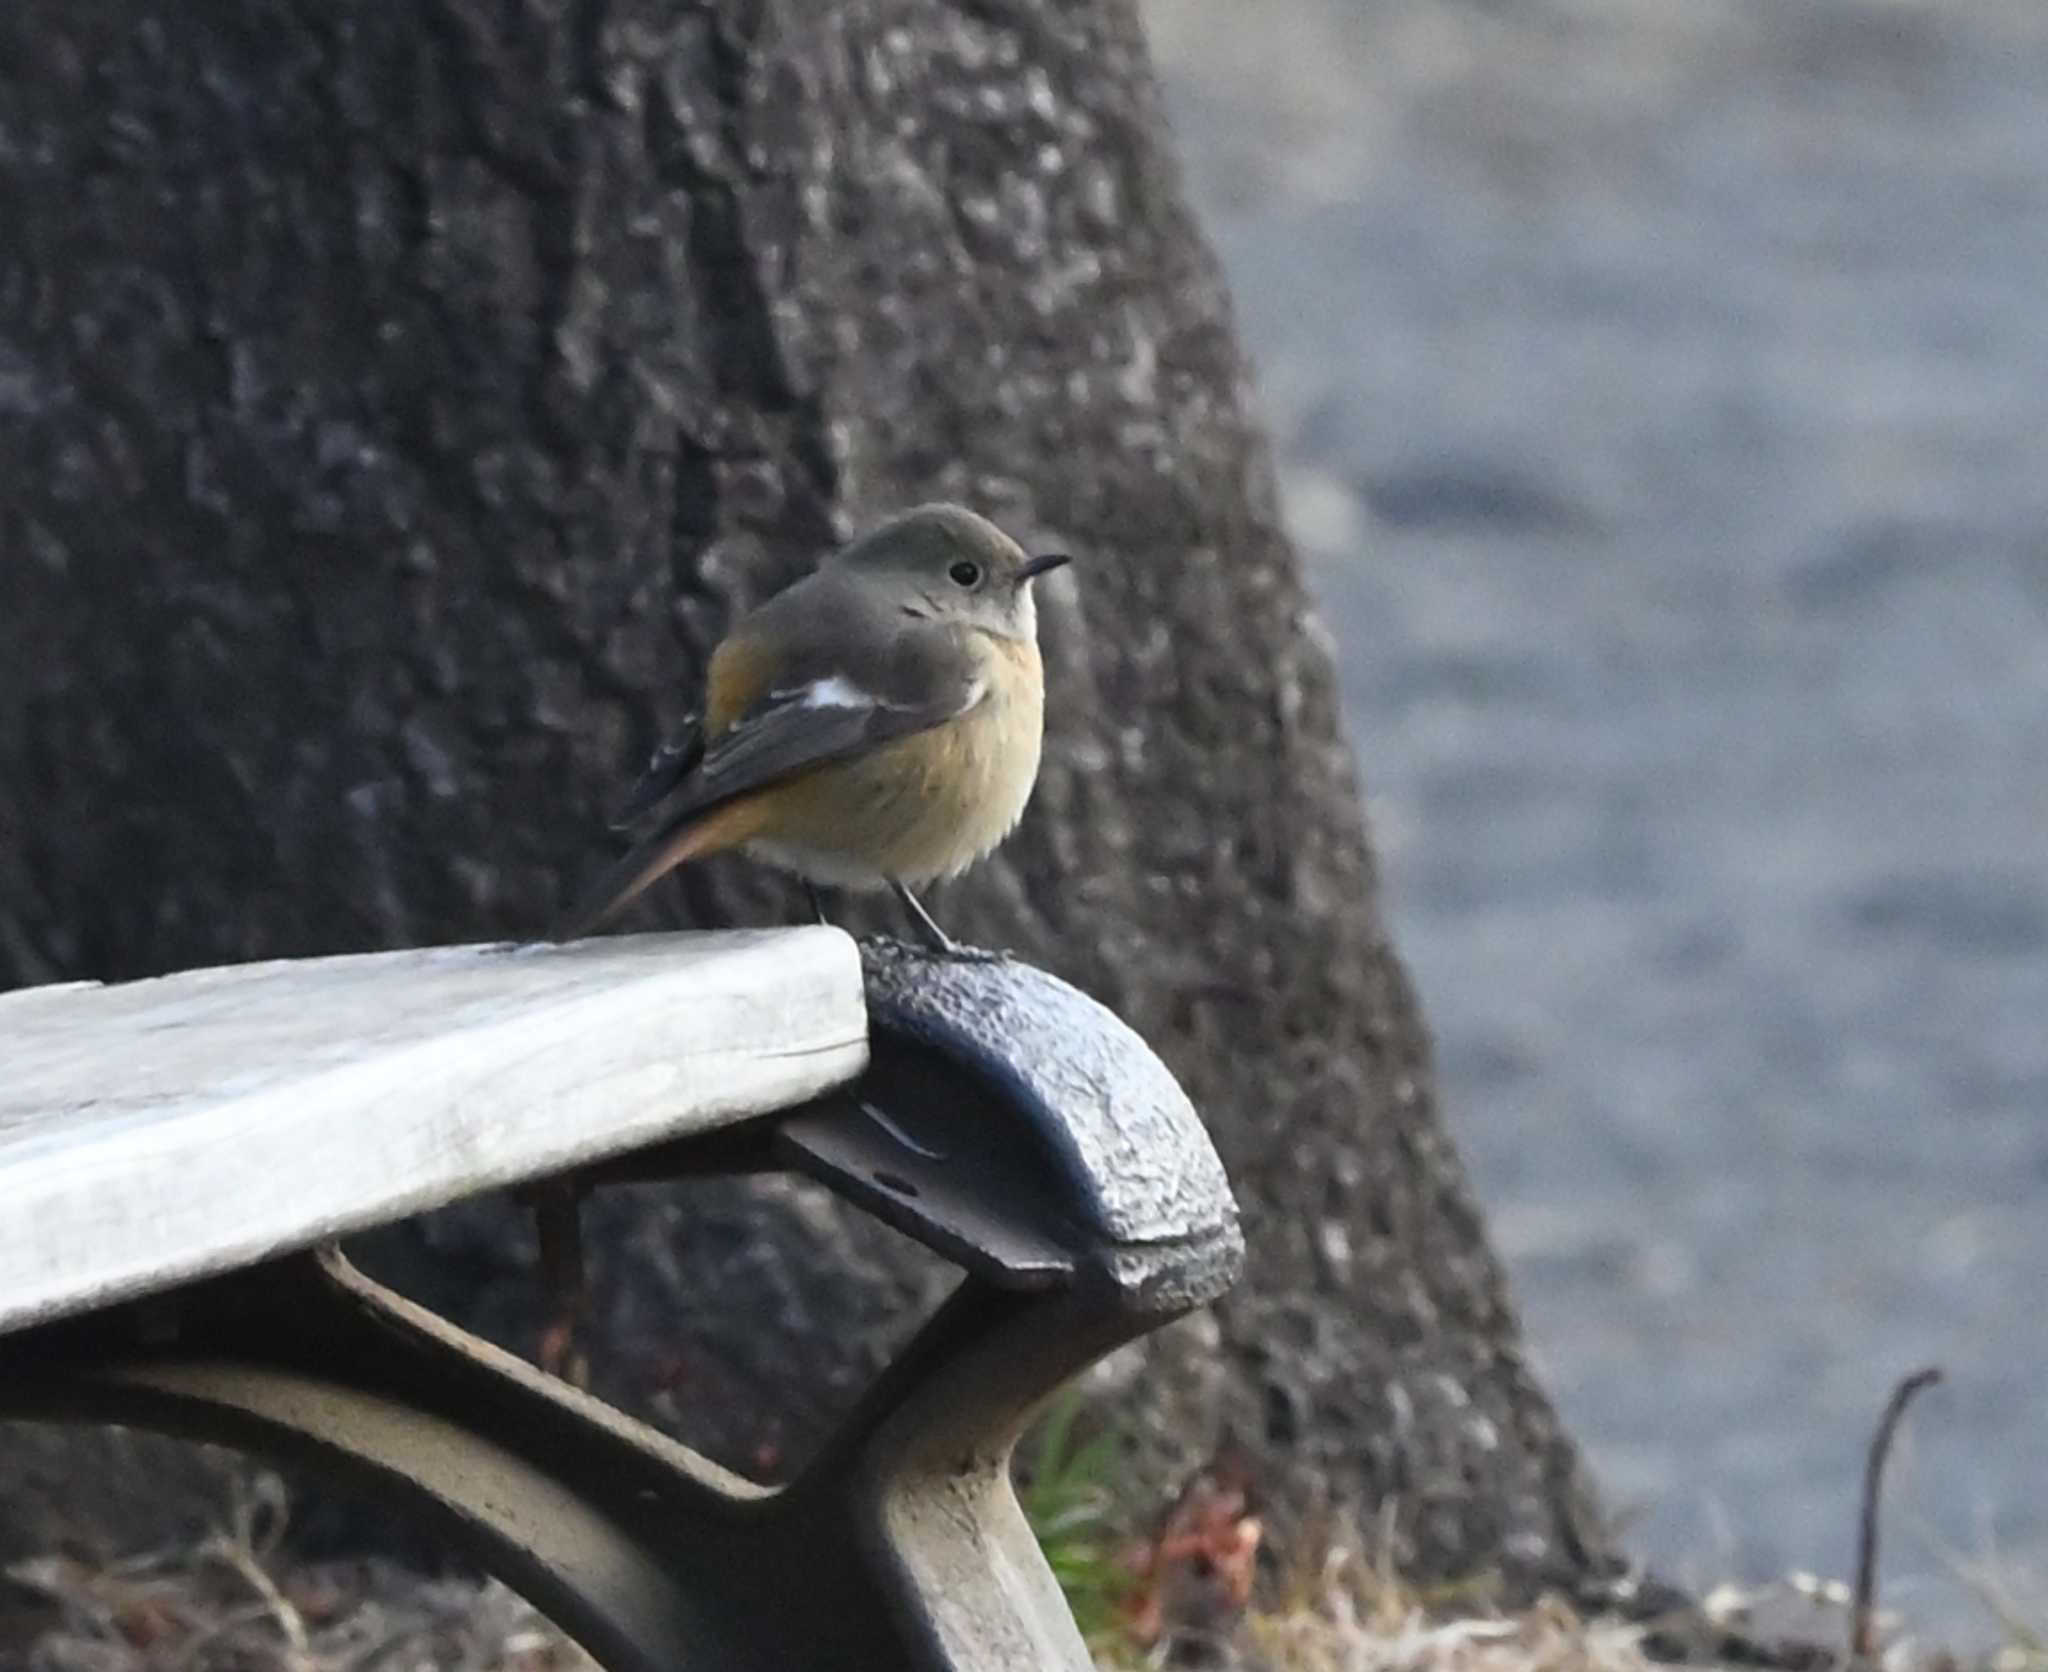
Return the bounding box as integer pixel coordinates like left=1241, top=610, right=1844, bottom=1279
left=791, top=675, right=875, bottom=710
left=782, top=672, right=987, bottom=715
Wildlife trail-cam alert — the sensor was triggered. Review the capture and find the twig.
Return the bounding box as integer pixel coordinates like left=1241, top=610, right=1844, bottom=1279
left=197, top=1533, right=313, bottom=1669
left=1851, top=1366, right=1942, bottom=1661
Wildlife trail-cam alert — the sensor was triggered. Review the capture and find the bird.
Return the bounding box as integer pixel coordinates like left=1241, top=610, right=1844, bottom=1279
left=555, top=502, right=1070, bottom=952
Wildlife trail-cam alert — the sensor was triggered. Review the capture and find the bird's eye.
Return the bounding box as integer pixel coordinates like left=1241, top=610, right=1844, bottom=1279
left=948, top=560, right=982, bottom=588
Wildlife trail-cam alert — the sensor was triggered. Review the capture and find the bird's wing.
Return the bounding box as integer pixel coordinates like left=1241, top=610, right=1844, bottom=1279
left=553, top=626, right=988, bottom=940
left=609, top=718, right=705, bottom=830
left=678, top=644, right=986, bottom=818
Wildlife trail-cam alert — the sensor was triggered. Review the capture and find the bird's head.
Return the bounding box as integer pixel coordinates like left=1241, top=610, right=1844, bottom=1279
left=832, top=502, right=1070, bottom=642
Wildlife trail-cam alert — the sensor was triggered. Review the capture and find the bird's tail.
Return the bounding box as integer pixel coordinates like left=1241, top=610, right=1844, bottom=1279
left=550, top=795, right=773, bottom=942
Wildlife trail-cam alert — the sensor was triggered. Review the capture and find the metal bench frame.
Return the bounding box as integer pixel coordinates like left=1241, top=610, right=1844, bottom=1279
left=0, top=942, right=1243, bottom=1670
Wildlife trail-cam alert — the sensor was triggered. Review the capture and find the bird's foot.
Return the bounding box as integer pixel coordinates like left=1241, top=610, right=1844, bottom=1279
left=858, top=930, right=1010, bottom=965
left=887, top=879, right=1007, bottom=958
left=932, top=943, right=1010, bottom=964
left=804, top=882, right=833, bottom=928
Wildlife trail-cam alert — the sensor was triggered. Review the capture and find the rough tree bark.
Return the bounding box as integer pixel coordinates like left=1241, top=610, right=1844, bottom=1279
left=0, top=0, right=1615, bottom=1611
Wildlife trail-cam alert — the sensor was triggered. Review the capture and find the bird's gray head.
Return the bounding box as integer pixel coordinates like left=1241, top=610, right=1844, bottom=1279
left=830, top=503, right=1070, bottom=642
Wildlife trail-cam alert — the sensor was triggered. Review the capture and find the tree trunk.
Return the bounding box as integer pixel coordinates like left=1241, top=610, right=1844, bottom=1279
left=0, top=0, right=1614, bottom=1606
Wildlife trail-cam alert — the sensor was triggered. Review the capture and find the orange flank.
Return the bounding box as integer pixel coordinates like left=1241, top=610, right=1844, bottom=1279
left=704, top=632, right=776, bottom=734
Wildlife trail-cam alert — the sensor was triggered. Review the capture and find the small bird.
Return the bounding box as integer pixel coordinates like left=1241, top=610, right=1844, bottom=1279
left=556, top=503, right=1070, bottom=950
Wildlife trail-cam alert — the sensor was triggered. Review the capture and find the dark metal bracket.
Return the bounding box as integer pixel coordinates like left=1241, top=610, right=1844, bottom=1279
left=0, top=942, right=1244, bottom=1671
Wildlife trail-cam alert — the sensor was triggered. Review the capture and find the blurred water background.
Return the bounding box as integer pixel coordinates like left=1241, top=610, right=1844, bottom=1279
left=1141, top=0, right=2048, bottom=1646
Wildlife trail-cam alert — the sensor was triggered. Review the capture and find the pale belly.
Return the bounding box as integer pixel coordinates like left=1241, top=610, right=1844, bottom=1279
left=742, top=689, right=1044, bottom=889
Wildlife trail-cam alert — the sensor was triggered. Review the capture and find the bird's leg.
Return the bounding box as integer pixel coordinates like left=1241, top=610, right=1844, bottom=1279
left=804, top=881, right=832, bottom=927
left=890, top=880, right=958, bottom=954
left=531, top=1177, right=591, bottom=1388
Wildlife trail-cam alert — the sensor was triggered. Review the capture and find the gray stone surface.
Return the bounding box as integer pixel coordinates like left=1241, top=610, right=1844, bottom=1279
left=1144, top=0, right=2048, bottom=1643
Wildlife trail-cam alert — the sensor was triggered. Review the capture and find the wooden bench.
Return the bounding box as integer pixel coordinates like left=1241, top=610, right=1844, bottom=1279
left=0, top=929, right=1243, bottom=1671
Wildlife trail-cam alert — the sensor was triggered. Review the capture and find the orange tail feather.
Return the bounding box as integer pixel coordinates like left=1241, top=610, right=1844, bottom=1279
left=553, top=795, right=773, bottom=941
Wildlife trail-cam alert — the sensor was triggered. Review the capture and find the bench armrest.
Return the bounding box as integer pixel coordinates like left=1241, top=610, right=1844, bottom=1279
left=0, top=941, right=1243, bottom=1672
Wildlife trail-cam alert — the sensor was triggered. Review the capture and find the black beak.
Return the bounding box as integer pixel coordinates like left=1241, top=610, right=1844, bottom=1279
left=1017, top=552, right=1072, bottom=584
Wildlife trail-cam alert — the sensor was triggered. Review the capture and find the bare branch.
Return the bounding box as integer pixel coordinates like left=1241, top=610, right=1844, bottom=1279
left=1851, top=1366, right=1943, bottom=1661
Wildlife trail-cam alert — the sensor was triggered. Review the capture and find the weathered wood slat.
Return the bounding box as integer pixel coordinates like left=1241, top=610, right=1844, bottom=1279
left=0, top=929, right=868, bottom=1334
